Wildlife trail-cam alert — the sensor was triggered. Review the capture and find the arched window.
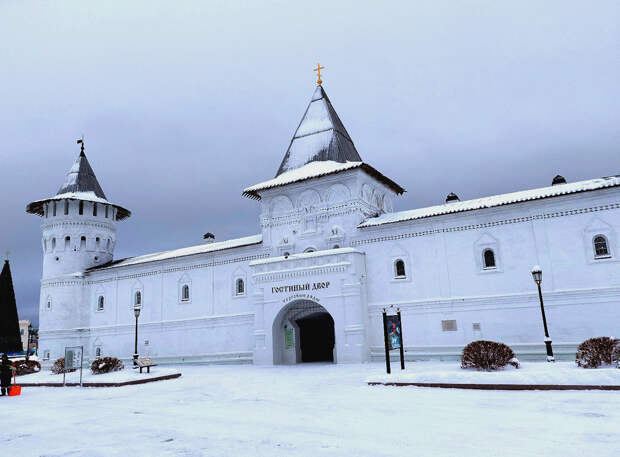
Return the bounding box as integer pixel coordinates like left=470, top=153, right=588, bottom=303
left=304, top=248, right=316, bottom=253
left=333, top=244, right=340, bottom=249
left=106, top=239, right=111, bottom=250
left=97, top=296, right=104, bottom=311
left=96, top=237, right=101, bottom=249
left=593, top=235, right=610, bottom=258
left=51, top=238, right=56, bottom=251
left=483, top=249, right=496, bottom=268
left=65, top=236, right=71, bottom=249
left=53, top=201, right=57, bottom=216
left=64, top=200, right=69, bottom=215
left=93, top=203, right=97, bottom=216
left=104, top=205, right=109, bottom=218
left=181, top=284, right=190, bottom=301
left=95, top=347, right=102, bottom=358
left=79, top=201, right=84, bottom=215
left=394, top=259, right=406, bottom=278
left=80, top=236, right=86, bottom=250
left=46, top=297, right=52, bottom=310
left=236, top=278, right=245, bottom=295
left=134, top=291, right=142, bottom=306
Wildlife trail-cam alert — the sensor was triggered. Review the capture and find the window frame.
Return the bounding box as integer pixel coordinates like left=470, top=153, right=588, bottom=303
left=181, top=284, right=190, bottom=302
left=394, top=259, right=407, bottom=279
left=482, top=248, right=496, bottom=269
left=593, top=234, right=611, bottom=259
left=236, top=278, right=245, bottom=296
left=96, top=295, right=105, bottom=312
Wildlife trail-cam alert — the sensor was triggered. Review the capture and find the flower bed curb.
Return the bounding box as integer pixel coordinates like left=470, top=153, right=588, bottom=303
left=18, top=372, right=181, bottom=387
left=367, top=381, right=620, bottom=390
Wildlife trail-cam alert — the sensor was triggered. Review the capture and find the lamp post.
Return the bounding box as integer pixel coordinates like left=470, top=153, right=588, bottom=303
left=25, top=324, right=33, bottom=361
left=531, top=265, right=554, bottom=362
left=133, top=303, right=141, bottom=366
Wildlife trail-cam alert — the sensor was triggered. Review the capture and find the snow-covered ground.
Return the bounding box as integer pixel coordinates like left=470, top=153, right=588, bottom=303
left=367, top=361, right=620, bottom=385
left=1, top=363, right=618, bottom=457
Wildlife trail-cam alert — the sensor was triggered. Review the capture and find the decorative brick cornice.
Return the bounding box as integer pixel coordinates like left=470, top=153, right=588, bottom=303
left=42, top=220, right=116, bottom=232
left=86, top=252, right=271, bottom=284
left=353, top=203, right=620, bottom=246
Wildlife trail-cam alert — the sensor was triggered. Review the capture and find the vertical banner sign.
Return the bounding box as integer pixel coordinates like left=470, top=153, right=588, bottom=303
left=386, top=314, right=402, bottom=350
left=382, top=309, right=406, bottom=374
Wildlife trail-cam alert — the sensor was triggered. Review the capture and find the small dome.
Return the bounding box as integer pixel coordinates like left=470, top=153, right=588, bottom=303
left=552, top=175, right=567, bottom=185
left=445, top=192, right=460, bottom=203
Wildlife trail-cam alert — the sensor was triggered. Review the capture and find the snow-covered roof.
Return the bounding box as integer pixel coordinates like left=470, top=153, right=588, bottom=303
left=250, top=247, right=358, bottom=266
left=243, top=160, right=405, bottom=199
left=276, top=85, right=362, bottom=177
left=26, top=150, right=131, bottom=220
left=359, top=175, right=620, bottom=228
left=88, top=234, right=262, bottom=271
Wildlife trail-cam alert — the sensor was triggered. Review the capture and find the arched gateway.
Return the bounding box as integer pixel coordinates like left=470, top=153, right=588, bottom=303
left=273, top=300, right=335, bottom=364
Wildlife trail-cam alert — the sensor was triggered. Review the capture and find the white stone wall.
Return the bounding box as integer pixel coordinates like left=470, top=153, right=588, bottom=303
left=36, top=174, right=620, bottom=364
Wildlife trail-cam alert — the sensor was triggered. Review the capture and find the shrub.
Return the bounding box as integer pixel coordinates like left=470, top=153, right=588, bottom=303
left=51, top=357, right=76, bottom=375
left=575, top=337, right=619, bottom=368
left=612, top=344, right=620, bottom=369
left=13, top=359, right=41, bottom=376
left=461, top=340, right=519, bottom=371
left=90, top=357, right=124, bottom=375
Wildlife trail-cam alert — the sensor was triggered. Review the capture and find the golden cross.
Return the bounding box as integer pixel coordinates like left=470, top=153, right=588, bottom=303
left=314, top=63, right=325, bottom=85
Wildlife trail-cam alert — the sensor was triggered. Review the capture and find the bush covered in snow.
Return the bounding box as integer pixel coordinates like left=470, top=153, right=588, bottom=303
left=575, top=337, right=619, bottom=368
left=51, top=357, right=76, bottom=375
left=612, top=344, right=620, bottom=369
left=461, top=340, right=519, bottom=371
left=90, top=357, right=124, bottom=375
left=13, top=359, right=41, bottom=376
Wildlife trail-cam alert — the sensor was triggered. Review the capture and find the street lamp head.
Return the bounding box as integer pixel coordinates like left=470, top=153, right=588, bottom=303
left=133, top=304, right=141, bottom=318
left=531, top=265, right=542, bottom=284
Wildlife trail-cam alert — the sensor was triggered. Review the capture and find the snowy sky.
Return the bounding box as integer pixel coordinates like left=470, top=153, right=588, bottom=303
left=1, top=1, right=619, bottom=327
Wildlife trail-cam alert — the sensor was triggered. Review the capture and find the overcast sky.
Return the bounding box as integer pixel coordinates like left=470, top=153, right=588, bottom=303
left=1, top=1, right=618, bottom=327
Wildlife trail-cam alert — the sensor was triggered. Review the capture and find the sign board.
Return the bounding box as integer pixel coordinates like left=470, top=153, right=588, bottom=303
left=63, top=345, right=83, bottom=386
left=285, top=328, right=294, bottom=349
left=386, top=314, right=402, bottom=350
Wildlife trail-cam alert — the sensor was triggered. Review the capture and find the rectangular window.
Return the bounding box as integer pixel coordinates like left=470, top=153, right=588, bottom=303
left=441, top=320, right=457, bottom=332
left=93, top=203, right=97, bottom=216
left=43, top=350, right=50, bottom=360
left=105, top=205, right=109, bottom=218
left=53, top=202, right=57, bottom=216
left=64, top=200, right=69, bottom=215
left=472, top=323, right=481, bottom=331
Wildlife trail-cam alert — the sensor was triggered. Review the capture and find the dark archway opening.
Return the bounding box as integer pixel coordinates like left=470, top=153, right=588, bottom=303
left=296, top=312, right=335, bottom=362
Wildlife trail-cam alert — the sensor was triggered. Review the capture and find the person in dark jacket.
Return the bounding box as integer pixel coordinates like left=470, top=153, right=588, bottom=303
left=1, top=354, right=15, bottom=396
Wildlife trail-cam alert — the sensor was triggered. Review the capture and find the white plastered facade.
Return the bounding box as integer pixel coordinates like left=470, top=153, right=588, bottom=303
left=34, top=165, right=620, bottom=365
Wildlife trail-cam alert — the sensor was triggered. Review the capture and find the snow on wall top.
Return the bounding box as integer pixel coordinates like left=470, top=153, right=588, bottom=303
left=243, top=160, right=405, bottom=199
left=88, top=234, right=263, bottom=271
left=250, top=247, right=358, bottom=266
left=359, top=175, right=620, bottom=228
left=275, top=85, right=362, bottom=177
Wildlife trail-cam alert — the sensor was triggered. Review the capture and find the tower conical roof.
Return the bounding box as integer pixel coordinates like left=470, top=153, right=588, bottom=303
left=276, top=85, right=362, bottom=176
left=0, top=260, right=23, bottom=353
left=26, top=145, right=131, bottom=220
left=56, top=150, right=107, bottom=199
